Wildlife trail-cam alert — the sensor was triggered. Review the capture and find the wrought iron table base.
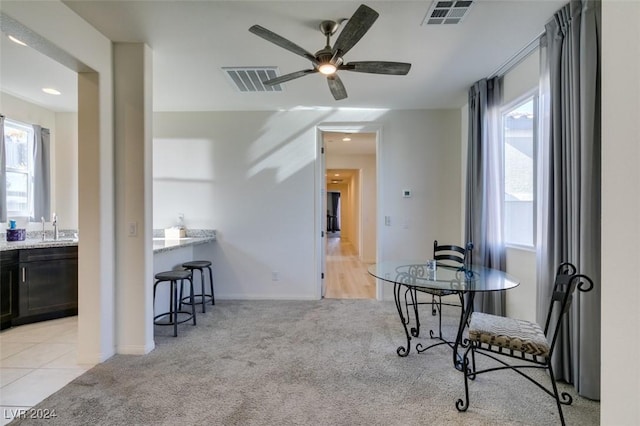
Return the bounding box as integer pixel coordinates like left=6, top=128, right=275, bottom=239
left=393, top=281, right=476, bottom=370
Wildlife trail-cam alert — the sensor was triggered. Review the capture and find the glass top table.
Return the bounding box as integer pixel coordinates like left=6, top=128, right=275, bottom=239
left=367, top=261, right=519, bottom=293
left=368, top=261, right=519, bottom=368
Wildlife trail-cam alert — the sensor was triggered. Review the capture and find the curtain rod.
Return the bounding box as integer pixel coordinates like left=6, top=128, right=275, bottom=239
left=488, top=31, right=544, bottom=79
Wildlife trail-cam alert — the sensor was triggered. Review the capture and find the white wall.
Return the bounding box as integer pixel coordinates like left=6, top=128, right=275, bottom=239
left=601, top=0, right=640, bottom=423
left=54, top=112, right=78, bottom=230
left=113, top=43, right=154, bottom=355
left=326, top=153, right=376, bottom=262
left=0, top=92, right=79, bottom=231
left=153, top=109, right=461, bottom=301
left=1, top=92, right=56, bottom=131
left=503, top=52, right=539, bottom=105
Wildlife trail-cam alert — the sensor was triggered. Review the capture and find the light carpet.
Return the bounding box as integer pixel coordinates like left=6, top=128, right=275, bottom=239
left=10, top=299, right=599, bottom=425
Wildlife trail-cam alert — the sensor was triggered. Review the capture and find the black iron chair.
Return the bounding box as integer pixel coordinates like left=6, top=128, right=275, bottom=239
left=455, top=262, right=594, bottom=425
left=409, top=240, right=472, bottom=339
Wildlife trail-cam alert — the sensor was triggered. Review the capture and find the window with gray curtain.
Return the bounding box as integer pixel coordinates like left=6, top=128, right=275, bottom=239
left=537, top=0, right=601, bottom=400
left=465, top=76, right=507, bottom=316
left=32, top=124, right=51, bottom=222
left=1, top=119, right=50, bottom=223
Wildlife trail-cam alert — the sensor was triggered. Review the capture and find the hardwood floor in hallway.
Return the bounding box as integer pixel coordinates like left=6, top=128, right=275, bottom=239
left=324, top=233, right=376, bottom=299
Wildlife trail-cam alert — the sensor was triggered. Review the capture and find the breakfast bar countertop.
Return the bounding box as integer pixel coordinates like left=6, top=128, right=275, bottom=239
left=0, top=230, right=216, bottom=253
left=152, top=236, right=216, bottom=254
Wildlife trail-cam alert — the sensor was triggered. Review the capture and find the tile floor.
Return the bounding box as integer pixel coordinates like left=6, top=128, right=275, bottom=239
left=0, top=316, right=93, bottom=425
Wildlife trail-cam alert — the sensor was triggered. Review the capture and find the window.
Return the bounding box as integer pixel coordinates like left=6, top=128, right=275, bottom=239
left=4, top=119, right=35, bottom=218
left=502, top=94, right=536, bottom=247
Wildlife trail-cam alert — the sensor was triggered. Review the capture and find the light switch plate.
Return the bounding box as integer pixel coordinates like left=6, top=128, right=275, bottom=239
left=128, top=222, right=138, bottom=237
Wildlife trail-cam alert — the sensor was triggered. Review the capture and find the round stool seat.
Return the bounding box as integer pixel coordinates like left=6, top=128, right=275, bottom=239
left=155, top=270, right=192, bottom=281
left=181, top=260, right=215, bottom=313
left=183, top=260, right=211, bottom=269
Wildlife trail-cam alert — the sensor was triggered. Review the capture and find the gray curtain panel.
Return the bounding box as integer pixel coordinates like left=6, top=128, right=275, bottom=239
left=32, top=125, right=51, bottom=222
left=0, top=115, right=6, bottom=223
left=465, top=76, right=506, bottom=316
left=537, top=0, right=601, bottom=400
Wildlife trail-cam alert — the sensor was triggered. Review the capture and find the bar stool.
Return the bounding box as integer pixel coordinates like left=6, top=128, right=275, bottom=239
left=153, top=269, right=196, bottom=337
left=181, top=260, right=215, bottom=313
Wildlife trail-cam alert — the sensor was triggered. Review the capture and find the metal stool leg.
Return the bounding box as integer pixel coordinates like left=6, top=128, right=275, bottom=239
left=171, top=279, right=178, bottom=337
left=189, top=277, right=196, bottom=325
left=198, top=268, right=206, bottom=313
left=207, top=266, right=215, bottom=305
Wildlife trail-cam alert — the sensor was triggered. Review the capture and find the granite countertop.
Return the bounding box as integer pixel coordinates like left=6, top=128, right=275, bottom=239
left=0, top=229, right=216, bottom=253
left=0, top=238, right=79, bottom=252
left=152, top=236, right=216, bottom=254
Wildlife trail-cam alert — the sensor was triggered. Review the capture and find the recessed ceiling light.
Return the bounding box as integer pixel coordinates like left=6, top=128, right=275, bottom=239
left=342, top=137, right=351, bottom=142
left=8, top=35, right=27, bottom=46
left=42, top=88, right=61, bottom=95
left=334, top=174, right=340, bottom=177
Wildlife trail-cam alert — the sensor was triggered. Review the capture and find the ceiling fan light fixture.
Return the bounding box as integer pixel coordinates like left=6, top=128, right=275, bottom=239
left=318, top=63, right=337, bottom=75
left=249, top=4, right=410, bottom=100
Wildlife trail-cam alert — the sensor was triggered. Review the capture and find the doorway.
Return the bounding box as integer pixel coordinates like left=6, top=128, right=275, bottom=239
left=321, top=129, right=378, bottom=300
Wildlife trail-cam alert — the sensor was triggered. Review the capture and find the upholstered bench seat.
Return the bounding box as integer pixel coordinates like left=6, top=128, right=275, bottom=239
left=468, top=312, right=550, bottom=357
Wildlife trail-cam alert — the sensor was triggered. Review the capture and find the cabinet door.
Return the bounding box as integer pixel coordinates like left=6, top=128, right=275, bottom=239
left=1, top=252, right=19, bottom=330
left=18, top=251, right=78, bottom=318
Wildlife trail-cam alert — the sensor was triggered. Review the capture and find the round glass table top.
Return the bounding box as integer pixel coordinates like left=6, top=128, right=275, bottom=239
left=367, top=260, right=519, bottom=293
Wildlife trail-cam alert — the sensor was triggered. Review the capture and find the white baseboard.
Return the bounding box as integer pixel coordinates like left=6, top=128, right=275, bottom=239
left=215, top=294, right=318, bottom=301
left=116, top=342, right=155, bottom=355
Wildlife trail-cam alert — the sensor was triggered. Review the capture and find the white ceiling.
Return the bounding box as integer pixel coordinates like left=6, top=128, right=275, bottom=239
left=324, top=131, right=376, bottom=155
left=0, top=1, right=565, bottom=113
left=0, top=28, right=78, bottom=112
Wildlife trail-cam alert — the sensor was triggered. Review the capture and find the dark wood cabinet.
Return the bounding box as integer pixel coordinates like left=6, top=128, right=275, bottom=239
left=13, top=246, right=78, bottom=325
left=1, top=250, right=19, bottom=330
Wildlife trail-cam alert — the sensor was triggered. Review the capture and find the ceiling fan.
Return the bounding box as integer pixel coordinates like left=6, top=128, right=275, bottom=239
left=249, top=4, right=411, bottom=101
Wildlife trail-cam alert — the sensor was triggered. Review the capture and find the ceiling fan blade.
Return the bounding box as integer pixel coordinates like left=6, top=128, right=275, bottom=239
left=249, top=25, right=318, bottom=65
left=327, top=75, right=348, bottom=101
left=331, top=4, right=379, bottom=57
left=341, top=61, right=412, bottom=75
left=263, top=69, right=317, bottom=86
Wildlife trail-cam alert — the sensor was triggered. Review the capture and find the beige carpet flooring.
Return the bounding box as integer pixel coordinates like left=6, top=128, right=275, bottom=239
left=9, top=299, right=599, bottom=425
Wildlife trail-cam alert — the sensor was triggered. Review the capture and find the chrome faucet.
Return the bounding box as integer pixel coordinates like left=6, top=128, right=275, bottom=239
left=41, top=216, right=46, bottom=241
left=52, top=213, right=58, bottom=240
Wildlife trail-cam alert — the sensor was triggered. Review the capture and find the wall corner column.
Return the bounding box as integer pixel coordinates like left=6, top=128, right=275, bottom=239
left=114, top=42, right=155, bottom=354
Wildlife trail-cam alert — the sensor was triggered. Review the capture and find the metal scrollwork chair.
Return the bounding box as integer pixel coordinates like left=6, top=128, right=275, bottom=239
left=409, top=240, right=473, bottom=339
left=455, top=262, right=595, bottom=426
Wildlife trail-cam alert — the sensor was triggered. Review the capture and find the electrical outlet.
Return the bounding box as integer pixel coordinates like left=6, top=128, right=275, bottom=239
left=384, top=216, right=391, bottom=226
left=272, top=271, right=279, bottom=281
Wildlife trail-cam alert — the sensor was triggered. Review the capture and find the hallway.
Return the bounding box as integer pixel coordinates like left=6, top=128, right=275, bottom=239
left=324, top=234, right=375, bottom=299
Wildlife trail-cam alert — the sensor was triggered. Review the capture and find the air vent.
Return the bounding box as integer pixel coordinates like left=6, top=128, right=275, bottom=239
left=423, top=0, right=474, bottom=25
left=222, top=67, right=282, bottom=92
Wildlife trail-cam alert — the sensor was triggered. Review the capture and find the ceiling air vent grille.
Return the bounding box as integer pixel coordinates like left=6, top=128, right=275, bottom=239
left=222, top=67, right=282, bottom=92
left=423, top=1, right=474, bottom=25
